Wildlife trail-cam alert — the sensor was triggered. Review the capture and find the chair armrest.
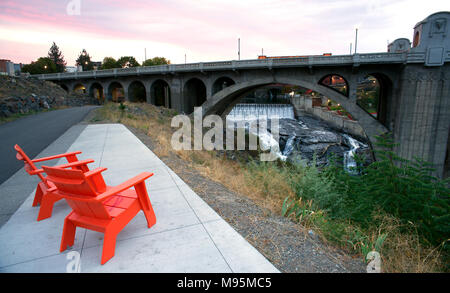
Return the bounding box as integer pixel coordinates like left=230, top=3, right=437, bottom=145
left=57, top=159, right=95, bottom=169
left=31, top=151, right=82, bottom=163
left=84, top=167, right=108, bottom=178
left=29, top=168, right=44, bottom=175
left=96, top=172, right=154, bottom=202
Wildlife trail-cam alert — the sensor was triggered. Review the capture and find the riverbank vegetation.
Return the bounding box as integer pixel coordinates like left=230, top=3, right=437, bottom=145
left=92, top=102, right=449, bottom=272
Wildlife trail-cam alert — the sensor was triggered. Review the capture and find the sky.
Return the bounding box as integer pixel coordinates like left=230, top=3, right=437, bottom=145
left=0, top=0, right=448, bottom=66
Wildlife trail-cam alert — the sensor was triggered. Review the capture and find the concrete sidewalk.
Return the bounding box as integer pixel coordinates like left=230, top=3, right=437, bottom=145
left=0, top=123, right=279, bottom=273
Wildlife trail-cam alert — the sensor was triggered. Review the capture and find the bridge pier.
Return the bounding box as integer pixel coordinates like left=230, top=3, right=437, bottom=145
left=169, top=78, right=183, bottom=113
left=123, top=87, right=129, bottom=102
left=145, top=85, right=151, bottom=104
left=105, top=87, right=112, bottom=102
left=394, top=64, right=450, bottom=178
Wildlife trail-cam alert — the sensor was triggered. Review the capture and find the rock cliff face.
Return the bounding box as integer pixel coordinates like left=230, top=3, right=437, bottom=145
left=0, top=76, right=98, bottom=118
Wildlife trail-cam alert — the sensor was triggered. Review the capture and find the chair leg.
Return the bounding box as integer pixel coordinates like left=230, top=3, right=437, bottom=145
left=142, top=203, right=157, bottom=228
left=60, top=217, right=77, bottom=252
left=134, top=182, right=157, bottom=228
left=36, top=193, right=58, bottom=221
left=32, top=184, right=44, bottom=207
left=101, top=231, right=117, bottom=265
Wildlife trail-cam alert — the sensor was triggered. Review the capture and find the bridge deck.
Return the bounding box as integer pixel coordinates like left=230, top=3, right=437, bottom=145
left=36, top=52, right=433, bottom=81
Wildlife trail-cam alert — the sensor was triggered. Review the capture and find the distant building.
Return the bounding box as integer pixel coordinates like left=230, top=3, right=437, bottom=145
left=13, top=63, right=23, bottom=75
left=92, top=61, right=102, bottom=70
left=0, top=59, right=15, bottom=76
left=65, top=66, right=77, bottom=73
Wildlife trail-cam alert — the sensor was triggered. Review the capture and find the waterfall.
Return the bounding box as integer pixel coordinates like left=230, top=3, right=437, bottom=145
left=226, top=103, right=295, bottom=121
left=226, top=103, right=295, bottom=161
left=256, top=129, right=286, bottom=161
left=342, top=134, right=366, bottom=174
left=282, top=135, right=296, bottom=157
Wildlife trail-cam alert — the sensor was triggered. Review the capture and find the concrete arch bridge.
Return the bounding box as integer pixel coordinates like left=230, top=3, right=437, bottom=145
left=36, top=12, right=450, bottom=178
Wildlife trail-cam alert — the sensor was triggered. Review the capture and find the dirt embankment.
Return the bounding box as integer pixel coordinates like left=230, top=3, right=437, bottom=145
left=0, top=75, right=98, bottom=118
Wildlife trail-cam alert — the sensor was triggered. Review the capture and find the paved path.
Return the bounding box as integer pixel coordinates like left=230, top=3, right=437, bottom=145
left=0, top=106, right=98, bottom=185
left=0, top=123, right=279, bottom=273
left=0, top=106, right=97, bottom=227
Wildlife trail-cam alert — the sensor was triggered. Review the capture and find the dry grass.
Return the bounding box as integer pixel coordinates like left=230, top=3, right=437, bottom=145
left=92, top=102, right=447, bottom=273
left=96, top=102, right=294, bottom=213
left=368, top=214, right=446, bottom=273
left=171, top=148, right=294, bottom=213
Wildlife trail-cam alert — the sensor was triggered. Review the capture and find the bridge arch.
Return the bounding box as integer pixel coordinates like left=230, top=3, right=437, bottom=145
left=151, top=79, right=171, bottom=108
left=128, top=80, right=147, bottom=103
left=356, top=73, right=393, bottom=128
left=107, top=81, right=125, bottom=102
left=319, top=74, right=349, bottom=97
left=212, top=76, right=236, bottom=96
left=73, top=83, right=86, bottom=94
left=89, top=82, right=104, bottom=102
left=184, top=78, right=207, bottom=114
left=203, top=76, right=388, bottom=146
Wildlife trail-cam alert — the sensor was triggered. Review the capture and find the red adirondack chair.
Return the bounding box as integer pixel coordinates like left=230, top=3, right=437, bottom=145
left=42, top=165, right=156, bottom=265
left=14, top=144, right=93, bottom=221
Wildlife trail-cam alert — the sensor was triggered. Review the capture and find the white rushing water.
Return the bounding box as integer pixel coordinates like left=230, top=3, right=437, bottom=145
left=255, top=128, right=287, bottom=161
left=226, top=103, right=294, bottom=161
left=227, top=104, right=295, bottom=121
left=282, top=135, right=296, bottom=157
left=342, top=134, right=367, bottom=174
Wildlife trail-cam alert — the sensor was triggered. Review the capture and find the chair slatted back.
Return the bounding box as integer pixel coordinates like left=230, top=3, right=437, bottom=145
left=42, top=165, right=111, bottom=219
left=14, top=144, right=47, bottom=183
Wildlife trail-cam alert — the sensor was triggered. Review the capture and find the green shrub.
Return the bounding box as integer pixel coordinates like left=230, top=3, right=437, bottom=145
left=118, top=102, right=126, bottom=112
left=282, top=133, right=449, bottom=261
left=325, top=134, right=450, bottom=246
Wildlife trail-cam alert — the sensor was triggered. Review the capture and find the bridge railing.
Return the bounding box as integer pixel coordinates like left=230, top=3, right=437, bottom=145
left=96, top=69, right=115, bottom=76
left=34, top=52, right=415, bottom=80
left=357, top=52, right=406, bottom=63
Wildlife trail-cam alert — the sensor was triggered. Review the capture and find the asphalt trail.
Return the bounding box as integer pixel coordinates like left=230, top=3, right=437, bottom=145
left=0, top=106, right=97, bottom=184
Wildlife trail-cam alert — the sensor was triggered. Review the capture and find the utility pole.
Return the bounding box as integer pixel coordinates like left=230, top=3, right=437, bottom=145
left=350, top=43, right=352, bottom=55
left=238, top=38, right=240, bottom=60
left=144, top=48, right=147, bottom=62
left=185, top=54, right=186, bottom=64
left=354, top=28, right=358, bottom=54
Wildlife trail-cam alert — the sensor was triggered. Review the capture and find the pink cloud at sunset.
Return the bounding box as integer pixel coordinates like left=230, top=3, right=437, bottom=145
left=0, top=0, right=447, bottom=66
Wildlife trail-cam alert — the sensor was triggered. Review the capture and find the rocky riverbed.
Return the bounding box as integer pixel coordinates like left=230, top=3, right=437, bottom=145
left=277, top=112, right=373, bottom=168
left=223, top=103, right=372, bottom=168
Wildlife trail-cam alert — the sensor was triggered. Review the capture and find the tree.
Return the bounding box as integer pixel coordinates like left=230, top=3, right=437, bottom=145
left=47, top=42, right=66, bottom=73
left=21, top=57, right=57, bottom=75
left=142, top=57, right=171, bottom=66
left=117, top=56, right=140, bottom=68
left=101, top=57, right=120, bottom=69
left=75, top=49, right=93, bottom=71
